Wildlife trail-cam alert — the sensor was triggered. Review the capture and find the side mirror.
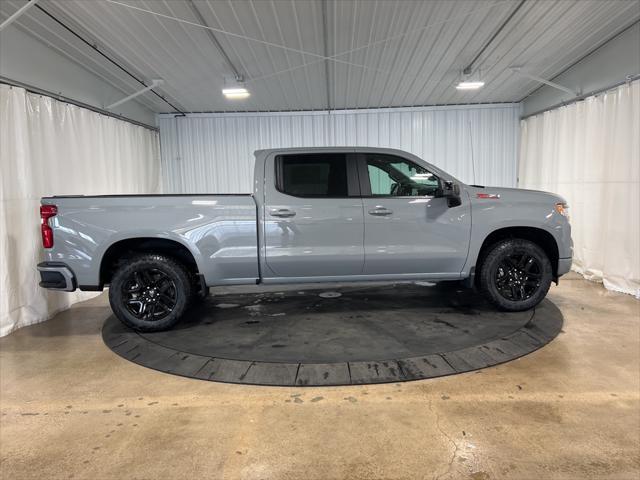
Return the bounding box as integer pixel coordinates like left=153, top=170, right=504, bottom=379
left=437, top=180, right=462, bottom=207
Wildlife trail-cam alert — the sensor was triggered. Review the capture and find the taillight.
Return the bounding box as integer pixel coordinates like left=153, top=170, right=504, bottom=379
left=40, top=204, right=57, bottom=248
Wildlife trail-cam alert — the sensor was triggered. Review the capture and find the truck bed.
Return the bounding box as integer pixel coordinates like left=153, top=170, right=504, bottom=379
left=43, top=193, right=252, bottom=198
left=41, top=194, right=260, bottom=288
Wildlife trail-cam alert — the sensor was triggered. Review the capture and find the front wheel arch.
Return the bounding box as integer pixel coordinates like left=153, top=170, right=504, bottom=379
left=475, top=227, right=560, bottom=284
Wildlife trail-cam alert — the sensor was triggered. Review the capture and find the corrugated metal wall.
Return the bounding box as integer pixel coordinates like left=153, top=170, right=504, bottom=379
left=158, top=104, right=520, bottom=193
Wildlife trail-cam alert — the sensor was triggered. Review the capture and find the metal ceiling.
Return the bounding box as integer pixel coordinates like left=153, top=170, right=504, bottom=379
left=2, top=0, right=638, bottom=113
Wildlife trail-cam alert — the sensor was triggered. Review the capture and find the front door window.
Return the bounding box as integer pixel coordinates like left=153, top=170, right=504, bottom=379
left=366, top=154, right=439, bottom=197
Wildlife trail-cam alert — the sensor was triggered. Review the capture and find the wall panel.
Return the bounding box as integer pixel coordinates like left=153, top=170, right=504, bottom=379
left=158, top=104, right=520, bottom=193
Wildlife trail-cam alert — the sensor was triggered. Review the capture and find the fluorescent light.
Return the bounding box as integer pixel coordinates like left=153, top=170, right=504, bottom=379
left=224, top=92, right=250, bottom=99
left=222, top=87, right=250, bottom=99
left=456, top=81, right=485, bottom=90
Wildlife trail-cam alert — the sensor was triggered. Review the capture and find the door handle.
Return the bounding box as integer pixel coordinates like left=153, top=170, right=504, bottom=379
left=269, top=208, right=296, bottom=218
left=368, top=207, right=393, bottom=216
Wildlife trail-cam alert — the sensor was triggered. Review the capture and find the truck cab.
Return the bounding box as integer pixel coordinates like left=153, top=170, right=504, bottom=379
left=256, top=147, right=472, bottom=282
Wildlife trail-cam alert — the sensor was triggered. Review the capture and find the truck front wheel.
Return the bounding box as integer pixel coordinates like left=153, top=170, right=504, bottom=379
left=108, top=253, right=192, bottom=332
left=478, top=239, right=552, bottom=311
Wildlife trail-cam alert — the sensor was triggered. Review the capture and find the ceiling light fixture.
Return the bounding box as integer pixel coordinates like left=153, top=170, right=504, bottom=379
left=222, top=86, right=250, bottom=99
left=222, top=76, right=250, bottom=100
left=456, top=81, right=485, bottom=90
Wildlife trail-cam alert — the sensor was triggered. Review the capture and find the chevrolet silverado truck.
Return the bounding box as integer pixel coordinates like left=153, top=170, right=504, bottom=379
left=38, top=147, right=572, bottom=331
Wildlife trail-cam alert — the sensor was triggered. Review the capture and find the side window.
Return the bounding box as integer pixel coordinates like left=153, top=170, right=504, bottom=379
left=365, top=154, right=439, bottom=197
left=277, top=154, right=348, bottom=197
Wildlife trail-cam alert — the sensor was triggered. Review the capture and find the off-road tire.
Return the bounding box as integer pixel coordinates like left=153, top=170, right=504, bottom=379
left=109, top=253, right=192, bottom=332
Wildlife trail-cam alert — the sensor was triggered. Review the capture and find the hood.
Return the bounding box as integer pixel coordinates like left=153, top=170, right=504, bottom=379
left=465, top=185, right=567, bottom=204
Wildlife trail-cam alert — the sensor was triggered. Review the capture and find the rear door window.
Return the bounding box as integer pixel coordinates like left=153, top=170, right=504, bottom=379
left=277, top=154, right=349, bottom=197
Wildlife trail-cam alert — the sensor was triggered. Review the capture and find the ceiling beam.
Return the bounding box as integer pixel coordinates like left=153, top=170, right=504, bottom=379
left=187, top=0, right=244, bottom=82
left=510, top=67, right=578, bottom=96
left=463, top=0, right=526, bottom=75
left=108, top=79, right=164, bottom=109
left=322, top=0, right=331, bottom=111
left=0, top=0, right=39, bottom=32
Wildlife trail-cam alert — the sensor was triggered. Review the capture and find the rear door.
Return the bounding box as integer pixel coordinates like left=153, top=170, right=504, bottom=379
left=357, top=152, right=471, bottom=276
left=262, top=152, right=364, bottom=277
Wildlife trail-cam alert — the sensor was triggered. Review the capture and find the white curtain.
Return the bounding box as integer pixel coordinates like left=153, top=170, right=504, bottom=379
left=0, top=85, right=161, bottom=337
left=519, top=80, right=640, bottom=296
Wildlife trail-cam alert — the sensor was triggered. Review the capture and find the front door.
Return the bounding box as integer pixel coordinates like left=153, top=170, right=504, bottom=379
left=358, top=152, right=471, bottom=276
left=263, top=152, right=364, bottom=278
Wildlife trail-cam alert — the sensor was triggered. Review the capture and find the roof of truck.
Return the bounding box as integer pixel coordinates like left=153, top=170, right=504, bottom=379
left=254, top=146, right=412, bottom=156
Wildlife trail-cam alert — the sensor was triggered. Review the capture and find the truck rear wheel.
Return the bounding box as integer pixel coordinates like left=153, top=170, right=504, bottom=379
left=108, top=253, right=192, bottom=332
left=478, top=238, right=552, bottom=311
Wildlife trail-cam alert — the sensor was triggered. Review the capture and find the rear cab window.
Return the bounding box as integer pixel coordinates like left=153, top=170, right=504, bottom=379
left=275, top=153, right=358, bottom=197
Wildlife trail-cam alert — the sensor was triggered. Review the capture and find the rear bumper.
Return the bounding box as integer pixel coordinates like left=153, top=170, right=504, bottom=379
left=37, top=262, right=76, bottom=291
left=557, top=257, right=572, bottom=276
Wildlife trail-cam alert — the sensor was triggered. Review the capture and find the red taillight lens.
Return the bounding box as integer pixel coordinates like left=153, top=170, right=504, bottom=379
left=40, top=204, right=57, bottom=248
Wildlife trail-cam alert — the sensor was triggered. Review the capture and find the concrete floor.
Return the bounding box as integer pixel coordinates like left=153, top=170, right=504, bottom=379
left=1, top=273, right=638, bottom=480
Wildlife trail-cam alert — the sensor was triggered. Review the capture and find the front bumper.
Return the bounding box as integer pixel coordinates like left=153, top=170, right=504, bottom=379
left=557, top=257, right=572, bottom=276
left=37, top=262, right=76, bottom=291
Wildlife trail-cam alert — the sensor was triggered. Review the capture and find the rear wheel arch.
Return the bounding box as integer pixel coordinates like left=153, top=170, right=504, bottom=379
left=100, top=237, right=200, bottom=286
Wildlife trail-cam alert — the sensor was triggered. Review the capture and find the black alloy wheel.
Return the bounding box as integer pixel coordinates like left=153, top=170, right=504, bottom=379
left=122, top=268, right=178, bottom=321
left=494, top=253, right=543, bottom=301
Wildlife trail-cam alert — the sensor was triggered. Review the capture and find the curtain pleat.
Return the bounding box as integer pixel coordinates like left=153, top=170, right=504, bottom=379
left=0, top=85, right=161, bottom=336
left=519, top=80, right=640, bottom=296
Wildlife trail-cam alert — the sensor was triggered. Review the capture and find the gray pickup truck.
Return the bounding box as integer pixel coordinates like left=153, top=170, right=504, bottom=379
left=38, top=147, right=572, bottom=331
